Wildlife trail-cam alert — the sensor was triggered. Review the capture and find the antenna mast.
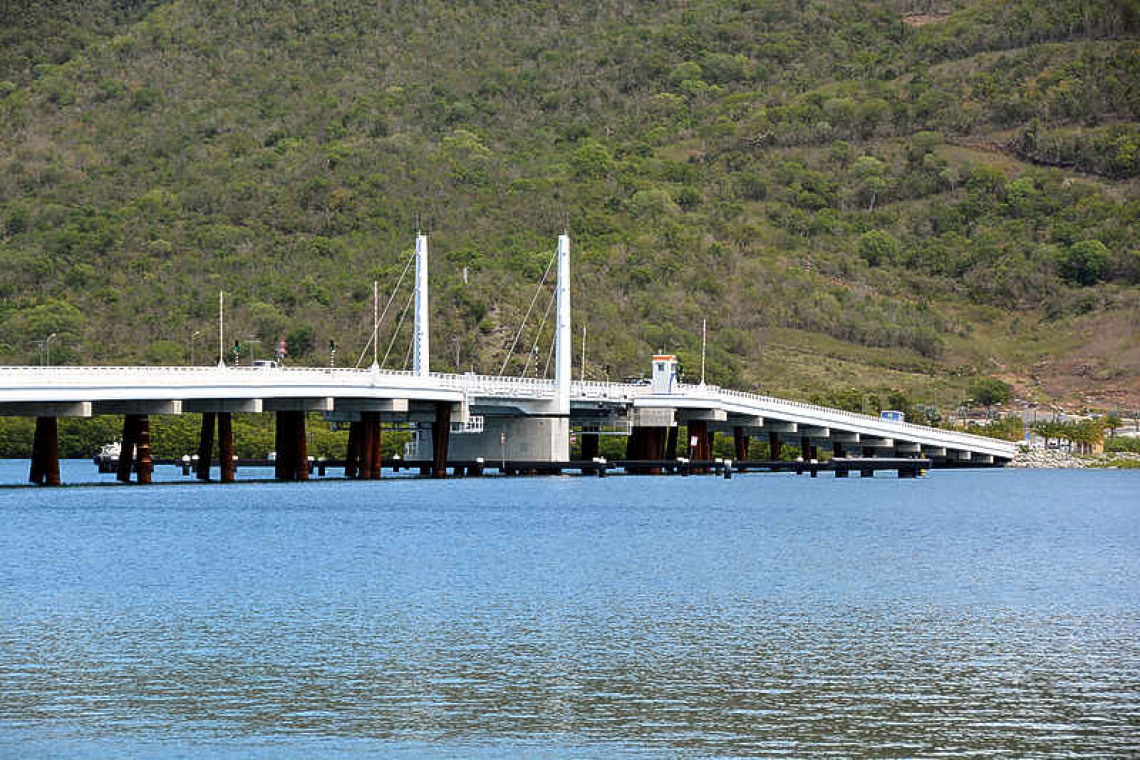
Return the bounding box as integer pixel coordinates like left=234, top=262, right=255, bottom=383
left=218, top=290, right=225, bottom=368
left=700, top=318, right=707, bottom=386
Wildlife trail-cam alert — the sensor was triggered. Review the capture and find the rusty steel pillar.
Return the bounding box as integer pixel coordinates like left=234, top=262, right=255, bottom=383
left=135, top=416, right=153, bottom=485
left=665, top=426, right=678, bottom=460
left=117, top=415, right=139, bottom=482
left=733, top=426, right=749, bottom=462
left=809, top=444, right=818, bottom=461
left=29, top=416, right=61, bottom=486
left=371, top=415, right=384, bottom=478
left=860, top=445, right=874, bottom=478
left=580, top=432, right=599, bottom=462
left=196, top=412, right=215, bottom=481
left=295, top=411, right=309, bottom=481
left=800, top=435, right=811, bottom=461
left=432, top=402, right=451, bottom=479
left=646, top=427, right=666, bottom=474
left=274, top=411, right=287, bottom=479
left=768, top=432, right=782, bottom=461
left=218, top=412, right=235, bottom=483
left=344, top=420, right=361, bottom=478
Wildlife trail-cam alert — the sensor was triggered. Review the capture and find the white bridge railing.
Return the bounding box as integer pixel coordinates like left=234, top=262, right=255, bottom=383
left=0, top=365, right=1015, bottom=457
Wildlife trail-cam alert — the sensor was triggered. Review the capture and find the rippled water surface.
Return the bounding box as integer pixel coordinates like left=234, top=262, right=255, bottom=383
left=1, top=463, right=1138, bottom=758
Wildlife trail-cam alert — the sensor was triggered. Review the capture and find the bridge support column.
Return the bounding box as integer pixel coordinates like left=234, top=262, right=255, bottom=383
left=833, top=442, right=847, bottom=477
left=688, top=421, right=711, bottom=471
left=665, top=426, right=678, bottom=460
left=768, top=432, right=782, bottom=461
left=197, top=412, right=215, bottom=481
left=344, top=420, right=361, bottom=478
left=135, top=416, right=153, bottom=485
left=860, top=445, right=874, bottom=478
left=580, top=432, right=599, bottom=462
left=432, top=402, right=450, bottom=479
left=29, top=416, right=61, bottom=486
left=733, top=426, right=749, bottom=462
left=117, top=415, right=138, bottom=483
left=218, top=412, right=235, bottom=483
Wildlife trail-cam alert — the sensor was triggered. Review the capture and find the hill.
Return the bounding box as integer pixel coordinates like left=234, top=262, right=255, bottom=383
left=1, top=0, right=1138, bottom=417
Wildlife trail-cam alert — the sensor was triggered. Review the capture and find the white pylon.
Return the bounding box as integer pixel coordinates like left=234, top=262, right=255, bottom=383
left=413, top=233, right=429, bottom=377
left=554, top=233, right=571, bottom=414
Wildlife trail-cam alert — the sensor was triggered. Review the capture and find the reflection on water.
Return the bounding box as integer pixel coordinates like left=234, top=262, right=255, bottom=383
left=1, top=466, right=1138, bottom=757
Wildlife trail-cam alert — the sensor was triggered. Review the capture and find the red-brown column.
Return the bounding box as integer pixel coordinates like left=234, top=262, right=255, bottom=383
left=135, top=416, right=153, bottom=485
left=29, top=417, right=45, bottom=485
left=295, top=411, right=309, bottom=481
left=197, top=412, right=215, bottom=481
left=29, top=416, right=60, bottom=486
left=274, top=411, right=286, bottom=479
left=346, top=419, right=363, bottom=478
left=665, top=426, right=678, bottom=460
left=733, top=426, right=749, bottom=461
left=769, top=432, right=782, bottom=461
left=432, top=402, right=450, bottom=479
left=801, top=435, right=811, bottom=460
left=581, top=432, right=599, bottom=461
left=117, top=415, right=139, bottom=483
left=218, top=412, right=235, bottom=483
left=367, top=412, right=383, bottom=480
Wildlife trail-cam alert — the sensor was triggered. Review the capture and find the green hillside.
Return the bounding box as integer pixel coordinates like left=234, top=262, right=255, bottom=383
left=1, top=0, right=1138, bottom=414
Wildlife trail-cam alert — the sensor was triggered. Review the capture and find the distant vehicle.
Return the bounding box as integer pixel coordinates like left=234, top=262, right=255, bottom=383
left=880, top=410, right=905, bottom=423
left=251, top=360, right=278, bottom=369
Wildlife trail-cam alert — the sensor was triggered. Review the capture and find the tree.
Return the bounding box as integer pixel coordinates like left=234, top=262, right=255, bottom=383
left=1060, top=240, right=1111, bottom=286
left=858, top=230, right=900, bottom=266
left=967, top=377, right=1012, bottom=407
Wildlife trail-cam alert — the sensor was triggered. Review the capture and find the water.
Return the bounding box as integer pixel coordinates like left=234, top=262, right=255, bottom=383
left=1, top=463, right=1138, bottom=758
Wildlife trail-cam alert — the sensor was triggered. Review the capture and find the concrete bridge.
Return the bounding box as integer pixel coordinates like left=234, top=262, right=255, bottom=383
left=0, top=234, right=1017, bottom=484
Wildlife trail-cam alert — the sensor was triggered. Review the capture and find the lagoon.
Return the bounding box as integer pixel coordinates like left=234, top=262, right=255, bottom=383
left=1, top=465, right=1138, bottom=757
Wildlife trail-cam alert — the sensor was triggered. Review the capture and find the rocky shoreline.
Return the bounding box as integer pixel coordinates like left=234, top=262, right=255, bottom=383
left=1008, top=450, right=1140, bottom=469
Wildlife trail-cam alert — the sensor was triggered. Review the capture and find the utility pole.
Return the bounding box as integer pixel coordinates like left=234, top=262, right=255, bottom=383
left=700, top=318, right=707, bottom=386
left=218, top=290, right=225, bottom=368
left=580, top=325, right=586, bottom=382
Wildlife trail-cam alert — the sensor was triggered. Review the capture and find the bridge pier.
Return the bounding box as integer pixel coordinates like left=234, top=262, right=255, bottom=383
left=768, top=432, right=782, bottom=460
left=274, top=411, right=309, bottom=481
left=733, top=426, right=749, bottom=462
left=135, top=416, right=153, bottom=485
left=579, top=431, right=599, bottom=462
left=196, top=412, right=215, bottom=480
left=218, top=412, right=235, bottom=483
left=688, top=420, right=711, bottom=471
left=833, top=441, right=848, bottom=477
left=860, top=445, right=874, bottom=478
left=29, top=416, right=61, bottom=486
left=344, top=420, right=361, bottom=478
left=665, top=426, right=678, bottom=460
left=432, top=402, right=450, bottom=478
left=362, top=411, right=382, bottom=479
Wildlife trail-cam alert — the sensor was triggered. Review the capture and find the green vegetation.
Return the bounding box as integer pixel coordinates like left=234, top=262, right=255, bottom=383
left=0, top=0, right=1138, bottom=420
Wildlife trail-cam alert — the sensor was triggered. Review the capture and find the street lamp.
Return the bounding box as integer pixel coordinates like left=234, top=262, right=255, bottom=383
left=190, top=330, right=202, bottom=365
left=45, top=333, right=57, bottom=366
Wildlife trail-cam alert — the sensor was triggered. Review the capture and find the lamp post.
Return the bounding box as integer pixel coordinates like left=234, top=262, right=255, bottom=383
left=190, top=330, right=202, bottom=366
left=45, top=333, right=57, bottom=366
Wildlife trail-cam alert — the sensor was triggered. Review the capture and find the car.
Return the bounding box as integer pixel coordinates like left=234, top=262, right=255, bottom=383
left=251, top=360, right=279, bottom=369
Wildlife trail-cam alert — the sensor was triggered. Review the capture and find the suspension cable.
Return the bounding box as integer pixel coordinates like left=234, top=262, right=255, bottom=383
left=382, top=287, right=416, bottom=369
left=355, top=251, right=415, bottom=369
left=523, top=286, right=557, bottom=377
left=498, top=249, right=557, bottom=377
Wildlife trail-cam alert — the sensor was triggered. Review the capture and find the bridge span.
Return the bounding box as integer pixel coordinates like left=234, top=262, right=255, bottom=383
left=0, top=232, right=1016, bottom=484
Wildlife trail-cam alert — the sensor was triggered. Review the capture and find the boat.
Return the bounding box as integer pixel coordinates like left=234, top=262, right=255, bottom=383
left=93, top=441, right=121, bottom=473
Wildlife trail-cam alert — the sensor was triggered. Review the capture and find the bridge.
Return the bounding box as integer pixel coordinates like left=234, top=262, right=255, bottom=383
left=0, top=234, right=1017, bottom=484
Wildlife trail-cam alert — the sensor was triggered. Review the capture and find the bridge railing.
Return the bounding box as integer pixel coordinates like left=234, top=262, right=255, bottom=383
left=681, top=383, right=1014, bottom=449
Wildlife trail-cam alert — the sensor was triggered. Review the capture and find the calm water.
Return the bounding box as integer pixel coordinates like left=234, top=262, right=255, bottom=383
left=1, top=463, right=1138, bottom=758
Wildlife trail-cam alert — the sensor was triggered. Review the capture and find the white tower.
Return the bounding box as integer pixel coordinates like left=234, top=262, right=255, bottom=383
left=413, top=233, right=429, bottom=377
left=554, top=233, right=571, bottom=415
